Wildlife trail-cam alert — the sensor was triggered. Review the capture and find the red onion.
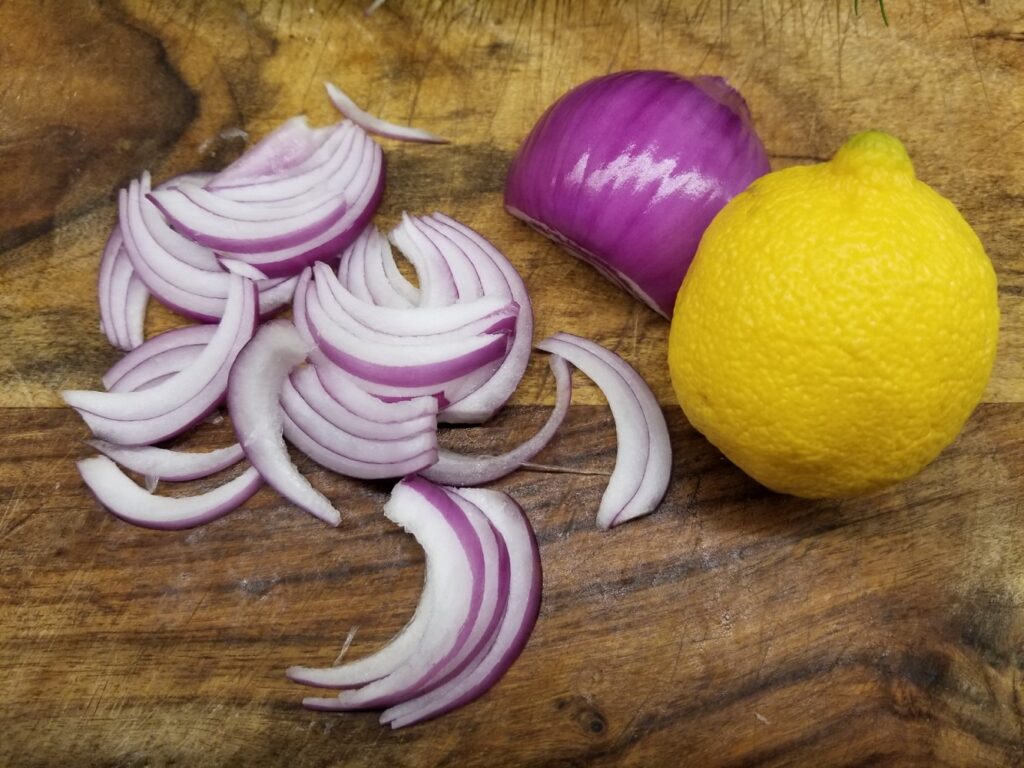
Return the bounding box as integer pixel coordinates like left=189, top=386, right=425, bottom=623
left=151, top=122, right=384, bottom=278
left=505, top=70, right=770, bottom=317
left=77, top=456, right=262, bottom=530
left=86, top=440, right=245, bottom=482
left=63, top=276, right=258, bottom=446
left=289, top=475, right=536, bottom=723
left=421, top=355, right=572, bottom=486
left=380, top=486, right=541, bottom=728
left=536, top=333, right=671, bottom=529
left=227, top=320, right=341, bottom=526
left=325, top=82, right=448, bottom=145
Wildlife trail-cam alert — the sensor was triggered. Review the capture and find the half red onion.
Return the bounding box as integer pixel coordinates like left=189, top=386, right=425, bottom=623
left=227, top=320, right=341, bottom=526
left=505, top=70, right=770, bottom=317
left=77, top=456, right=262, bottom=530
left=536, top=333, right=671, bottom=529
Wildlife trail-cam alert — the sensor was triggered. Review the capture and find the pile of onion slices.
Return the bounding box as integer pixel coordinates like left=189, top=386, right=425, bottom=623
left=67, top=83, right=673, bottom=727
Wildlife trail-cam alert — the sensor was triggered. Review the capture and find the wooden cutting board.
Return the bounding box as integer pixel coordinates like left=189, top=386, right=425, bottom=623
left=2, top=1, right=1023, bottom=765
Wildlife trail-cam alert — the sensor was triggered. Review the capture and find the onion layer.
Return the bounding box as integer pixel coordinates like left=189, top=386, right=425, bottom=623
left=78, top=456, right=262, bottom=530
left=536, top=332, right=671, bottom=528
left=227, top=320, right=341, bottom=526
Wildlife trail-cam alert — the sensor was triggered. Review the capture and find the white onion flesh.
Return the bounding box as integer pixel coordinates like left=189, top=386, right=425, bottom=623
left=227, top=320, right=341, bottom=526
left=86, top=440, right=245, bottom=482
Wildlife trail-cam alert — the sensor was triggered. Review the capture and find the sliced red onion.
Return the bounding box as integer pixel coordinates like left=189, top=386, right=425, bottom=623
left=312, top=261, right=515, bottom=340
left=325, top=82, right=448, bottom=144
left=381, top=486, right=541, bottom=728
left=280, top=378, right=437, bottom=466
left=63, top=276, right=257, bottom=446
left=86, top=440, right=245, bottom=482
left=209, top=116, right=332, bottom=189
left=505, top=71, right=771, bottom=317
left=211, top=122, right=355, bottom=201
left=220, top=259, right=269, bottom=280
left=296, top=476, right=493, bottom=709
left=154, top=127, right=384, bottom=278
left=102, top=325, right=217, bottom=390
left=108, top=345, right=205, bottom=394
left=391, top=214, right=481, bottom=299
left=536, top=333, right=671, bottom=529
left=227, top=320, right=341, bottom=526
left=77, top=456, right=262, bottom=530
left=285, top=478, right=458, bottom=690
left=119, top=175, right=297, bottom=322
left=422, top=355, right=571, bottom=486
left=336, top=225, right=417, bottom=308
left=304, top=286, right=512, bottom=388
left=310, top=351, right=439, bottom=424
left=289, top=365, right=435, bottom=441
left=421, top=214, right=534, bottom=423
left=98, top=227, right=144, bottom=351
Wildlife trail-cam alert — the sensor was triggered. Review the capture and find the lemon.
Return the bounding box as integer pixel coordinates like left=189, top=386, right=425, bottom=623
left=668, top=131, right=999, bottom=498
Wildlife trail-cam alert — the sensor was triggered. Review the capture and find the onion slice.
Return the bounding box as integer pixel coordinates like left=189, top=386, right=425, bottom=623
left=63, top=276, right=258, bottom=446
left=422, top=355, right=572, bottom=485
left=291, top=476, right=496, bottom=708
left=77, top=456, right=262, bottom=530
left=380, top=486, right=541, bottom=728
left=325, top=82, right=448, bottom=145
left=86, top=440, right=245, bottom=482
left=227, top=320, right=341, bottom=526
left=535, top=333, right=671, bottom=529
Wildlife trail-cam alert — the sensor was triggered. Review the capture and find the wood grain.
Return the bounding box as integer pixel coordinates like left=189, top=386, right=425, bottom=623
left=2, top=1, right=1023, bottom=766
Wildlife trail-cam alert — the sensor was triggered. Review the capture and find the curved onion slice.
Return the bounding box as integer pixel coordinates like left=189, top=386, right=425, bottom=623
left=305, top=286, right=512, bottom=388
left=289, top=366, right=435, bottom=441
left=380, top=486, right=541, bottom=728
left=336, top=225, right=418, bottom=309
left=86, top=440, right=245, bottom=482
left=208, top=116, right=333, bottom=189
left=293, top=476, right=493, bottom=708
left=120, top=175, right=297, bottom=321
left=77, top=455, right=262, bottom=530
left=325, top=82, right=448, bottom=144
left=536, top=333, right=671, bottom=529
left=63, top=276, right=258, bottom=446
left=154, top=127, right=384, bottom=278
left=422, top=355, right=572, bottom=486
left=227, top=320, right=341, bottom=526
left=98, top=227, right=148, bottom=351
left=102, top=325, right=217, bottom=390
left=423, top=214, right=535, bottom=423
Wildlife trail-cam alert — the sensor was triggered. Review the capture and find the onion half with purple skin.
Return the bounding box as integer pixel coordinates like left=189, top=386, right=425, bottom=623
left=505, top=70, right=770, bottom=317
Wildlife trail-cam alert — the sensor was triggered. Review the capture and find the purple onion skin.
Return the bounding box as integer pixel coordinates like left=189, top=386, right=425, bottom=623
left=504, top=70, right=771, bottom=318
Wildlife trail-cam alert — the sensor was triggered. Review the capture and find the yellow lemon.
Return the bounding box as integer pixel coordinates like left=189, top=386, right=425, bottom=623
left=668, top=131, right=999, bottom=498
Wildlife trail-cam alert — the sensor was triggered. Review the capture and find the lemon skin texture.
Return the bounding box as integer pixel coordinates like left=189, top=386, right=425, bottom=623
left=668, top=131, right=999, bottom=498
